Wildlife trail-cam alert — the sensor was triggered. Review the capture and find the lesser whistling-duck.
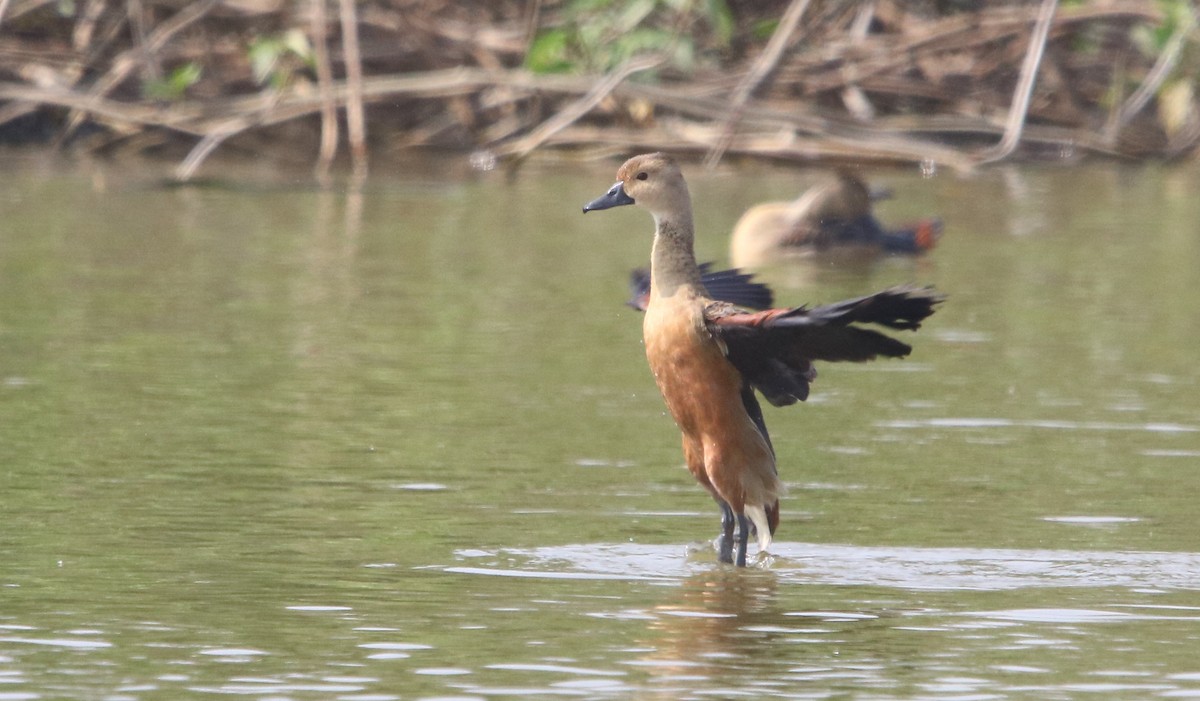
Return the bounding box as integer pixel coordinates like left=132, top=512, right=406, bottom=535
left=729, top=169, right=942, bottom=268
left=584, top=153, right=941, bottom=566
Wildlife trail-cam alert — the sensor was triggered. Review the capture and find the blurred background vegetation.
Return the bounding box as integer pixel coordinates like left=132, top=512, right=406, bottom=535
left=0, top=0, right=1196, bottom=177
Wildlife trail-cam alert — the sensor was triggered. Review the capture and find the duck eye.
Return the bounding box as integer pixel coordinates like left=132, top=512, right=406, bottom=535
left=636, top=172, right=649, bottom=181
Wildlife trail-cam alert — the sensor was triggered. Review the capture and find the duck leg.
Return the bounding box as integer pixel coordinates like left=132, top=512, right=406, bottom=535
left=717, top=501, right=735, bottom=564
left=734, top=512, right=751, bottom=567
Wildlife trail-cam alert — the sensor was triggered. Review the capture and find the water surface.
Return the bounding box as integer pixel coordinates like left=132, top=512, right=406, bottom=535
left=1, top=152, right=1199, bottom=699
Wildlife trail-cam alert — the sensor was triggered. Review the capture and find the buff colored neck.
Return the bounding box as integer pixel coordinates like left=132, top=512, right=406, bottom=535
left=650, top=209, right=703, bottom=300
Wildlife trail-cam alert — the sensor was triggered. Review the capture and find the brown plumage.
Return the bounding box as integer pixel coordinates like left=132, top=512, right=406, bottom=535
left=729, top=169, right=943, bottom=268
left=583, top=153, right=942, bottom=566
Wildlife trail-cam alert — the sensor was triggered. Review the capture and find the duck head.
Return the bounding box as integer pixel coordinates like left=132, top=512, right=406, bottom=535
left=582, top=152, right=690, bottom=224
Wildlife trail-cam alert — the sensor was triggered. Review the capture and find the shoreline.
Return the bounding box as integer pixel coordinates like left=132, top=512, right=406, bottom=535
left=0, top=0, right=1194, bottom=180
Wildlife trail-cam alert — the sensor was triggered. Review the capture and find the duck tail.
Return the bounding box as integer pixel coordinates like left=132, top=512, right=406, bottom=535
left=879, top=218, right=942, bottom=253
left=913, top=217, right=942, bottom=251
left=745, top=504, right=774, bottom=555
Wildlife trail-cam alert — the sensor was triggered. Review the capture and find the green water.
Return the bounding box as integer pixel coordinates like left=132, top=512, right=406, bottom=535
left=1, top=152, right=1199, bottom=699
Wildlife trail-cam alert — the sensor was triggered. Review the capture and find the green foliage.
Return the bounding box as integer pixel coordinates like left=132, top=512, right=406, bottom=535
left=142, top=62, right=202, bottom=101
left=525, top=0, right=733, bottom=75
left=702, top=0, right=734, bottom=44
left=1130, top=0, right=1193, bottom=54
left=527, top=28, right=573, bottom=74
left=751, top=18, right=779, bottom=42
left=248, top=29, right=314, bottom=89
left=1120, top=0, right=1198, bottom=138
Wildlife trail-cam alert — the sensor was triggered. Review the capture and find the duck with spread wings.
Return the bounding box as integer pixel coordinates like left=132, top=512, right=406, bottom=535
left=583, top=153, right=942, bottom=566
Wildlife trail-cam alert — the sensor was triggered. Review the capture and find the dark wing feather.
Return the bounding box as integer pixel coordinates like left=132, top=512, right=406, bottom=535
left=697, top=266, right=774, bottom=310
left=626, top=268, right=653, bottom=310
left=709, top=285, right=942, bottom=407
left=790, top=284, right=943, bottom=330
left=740, top=384, right=774, bottom=459
left=627, top=262, right=774, bottom=311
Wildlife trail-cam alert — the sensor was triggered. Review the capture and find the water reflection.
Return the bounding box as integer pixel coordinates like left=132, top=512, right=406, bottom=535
left=640, top=568, right=779, bottom=673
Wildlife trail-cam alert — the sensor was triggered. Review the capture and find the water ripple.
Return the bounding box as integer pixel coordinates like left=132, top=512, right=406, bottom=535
left=450, top=542, right=1200, bottom=591
left=0, top=637, right=112, bottom=650
left=879, top=417, right=1197, bottom=433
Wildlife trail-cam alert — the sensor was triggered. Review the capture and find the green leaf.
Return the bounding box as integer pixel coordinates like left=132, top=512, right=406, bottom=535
left=525, top=29, right=573, bottom=74
left=249, top=36, right=284, bottom=85
left=706, top=0, right=734, bottom=45
left=143, top=62, right=202, bottom=101
left=533, top=0, right=726, bottom=74
left=673, top=38, right=695, bottom=72
left=282, top=28, right=314, bottom=64
left=752, top=18, right=779, bottom=41
left=615, top=0, right=656, bottom=33
left=569, top=0, right=614, bottom=13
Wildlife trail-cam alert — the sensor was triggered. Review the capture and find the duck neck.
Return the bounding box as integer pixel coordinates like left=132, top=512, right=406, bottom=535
left=650, top=210, right=703, bottom=300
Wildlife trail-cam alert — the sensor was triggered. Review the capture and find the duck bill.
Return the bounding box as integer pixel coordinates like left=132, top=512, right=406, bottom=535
left=582, top=182, right=634, bottom=213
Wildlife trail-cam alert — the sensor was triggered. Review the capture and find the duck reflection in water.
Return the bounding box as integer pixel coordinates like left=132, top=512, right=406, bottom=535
left=636, top=568, right=915, bottom=696
left=640, top=568, right=782, bottom=682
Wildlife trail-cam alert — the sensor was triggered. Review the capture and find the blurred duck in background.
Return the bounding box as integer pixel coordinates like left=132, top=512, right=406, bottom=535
left=730, top=170, right=942, bottom=268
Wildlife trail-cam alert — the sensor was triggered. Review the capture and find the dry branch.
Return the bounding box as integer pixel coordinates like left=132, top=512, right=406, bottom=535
left=311, top=0, right=338, bottom=181
left=1110, top=5, right=1197, bottom=139
left=975, top=0, right=1059, bottom=165
left=58, top=0, right=220, bottom=142
left=784, top=1, right=1163, bottom=94
left=704, top=0, right=811, bottom=168
left=338, top=0, right=367, bottom=180
left=0, top=0, right=1191, bottom=177
left=495, top=55, right=662, bottom=161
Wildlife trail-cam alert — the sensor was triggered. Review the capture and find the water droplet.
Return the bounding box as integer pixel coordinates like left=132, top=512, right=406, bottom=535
left=469, top=150, right=497, bottom=171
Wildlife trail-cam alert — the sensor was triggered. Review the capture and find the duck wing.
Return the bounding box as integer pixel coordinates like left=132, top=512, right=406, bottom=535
left=706, top=285, right=942, bottom=407
left=627, top=262, right=774, bottom=311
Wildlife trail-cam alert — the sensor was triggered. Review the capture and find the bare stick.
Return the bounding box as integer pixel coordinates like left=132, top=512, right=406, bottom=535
left=521, top=0, right=543, bottom=62
left=975, top=0, right=1058, bottom=165
left=126, top=0, right=159, bottom=83
left=59, top=0, right=219, bottom=141
left=1110, top=6, right=1196, bottom=137
left=312, top=0, right=339, bottom=183
left=338, top=0, right=367, bottom=180
left=841, top=1, right=877, bottom=122
left=72, top=0, right=107, bottom=52
left=793, top=2, right=1159, bottom=94
left=174, top=124, right=237, bottom=181
left=704, top=0, right=812, bottom=168
left=2, top=50, right=1161, bottom=177
left=496, top=55, right=662, bottom=161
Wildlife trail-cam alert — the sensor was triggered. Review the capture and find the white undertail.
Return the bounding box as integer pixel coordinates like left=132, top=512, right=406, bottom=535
left=744, top=505, right=773, bottom=555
